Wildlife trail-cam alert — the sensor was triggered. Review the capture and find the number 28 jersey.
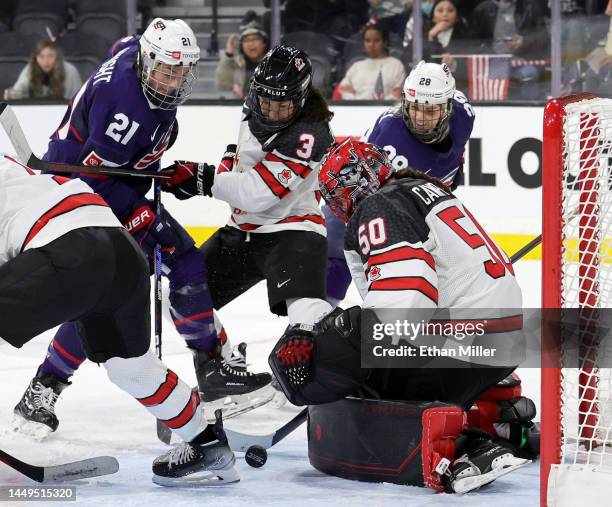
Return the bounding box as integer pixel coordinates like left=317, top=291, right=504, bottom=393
left=344, top=177, right=522, bottom=313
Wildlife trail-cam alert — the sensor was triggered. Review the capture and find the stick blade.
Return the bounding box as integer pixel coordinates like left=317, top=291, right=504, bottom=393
left=0, top=102, right=33, bottom=164
left=42, top=456, right=119, bottom=483
left=157, top=420, right=172, bottom=445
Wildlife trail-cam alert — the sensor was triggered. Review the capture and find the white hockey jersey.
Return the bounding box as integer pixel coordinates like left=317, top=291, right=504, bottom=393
left=0, top=155, right=120, bottom=266
left=344, top=177, right=523, bottom=364
left=211, top=112, right=334, bottom=235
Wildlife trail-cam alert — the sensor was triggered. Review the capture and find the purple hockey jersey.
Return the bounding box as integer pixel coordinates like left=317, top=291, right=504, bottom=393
left=43, top=36, right=178, bottom=218
left=366, top=90, right=475, bottom=187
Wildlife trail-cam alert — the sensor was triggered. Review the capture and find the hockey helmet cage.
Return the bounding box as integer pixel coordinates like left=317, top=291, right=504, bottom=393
left=319, top=139, right=393, bottom=223
left=246, top=44, right=312, bottom=133
left=139, top=18, right=200, bottom=109
left=402, top=61, right=455, bottom=144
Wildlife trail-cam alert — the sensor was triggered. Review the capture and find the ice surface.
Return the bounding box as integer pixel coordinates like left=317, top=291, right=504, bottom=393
left=0, top=262, right=542, bottom=506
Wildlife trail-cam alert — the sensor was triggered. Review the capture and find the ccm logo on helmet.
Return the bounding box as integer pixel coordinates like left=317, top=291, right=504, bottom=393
left=171, top=51, right=181, bottom=59
left=294, top=58, right=305, bottom=71
left=154, top=20, right=166, bottom=30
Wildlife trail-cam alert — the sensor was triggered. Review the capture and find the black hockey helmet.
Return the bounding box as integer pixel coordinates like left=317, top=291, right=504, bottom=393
left=246, top=44, right=312, bottom=134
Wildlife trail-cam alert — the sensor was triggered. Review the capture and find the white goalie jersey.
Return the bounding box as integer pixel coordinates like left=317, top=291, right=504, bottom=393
left=0, top=155, right=119, bottom=265
left=344, top=177, right=523, bottom=313
left=211, top=112, right=334, bottom=235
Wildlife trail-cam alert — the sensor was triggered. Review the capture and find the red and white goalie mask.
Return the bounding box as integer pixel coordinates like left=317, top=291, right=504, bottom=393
left=318, top=139, right=393, bottom=223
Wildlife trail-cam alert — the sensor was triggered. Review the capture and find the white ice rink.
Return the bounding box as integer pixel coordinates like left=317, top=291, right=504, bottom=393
left=0, top=261, right=542, bottom=506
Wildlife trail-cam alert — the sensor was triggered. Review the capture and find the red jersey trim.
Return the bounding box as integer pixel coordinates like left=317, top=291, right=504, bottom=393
left=368, top=245, right=436, bottom=271
left=369, top=276, right=439, bottom=304
left=20, top=193, right=109, bottom=252
left=253, top=161, right=289, bottom=198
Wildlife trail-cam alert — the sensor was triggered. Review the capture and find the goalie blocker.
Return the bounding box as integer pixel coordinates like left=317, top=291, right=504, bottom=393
left=269, top=307, right=533, bottom=492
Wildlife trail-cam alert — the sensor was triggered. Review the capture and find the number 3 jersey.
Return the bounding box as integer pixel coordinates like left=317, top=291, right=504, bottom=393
left=211, top=111, right=334, bottom=235
left=344, top=176, right=522, bottom=313
left=43, top=36, right=177, bottom=219
left=366, top=91, right=474, bottom=187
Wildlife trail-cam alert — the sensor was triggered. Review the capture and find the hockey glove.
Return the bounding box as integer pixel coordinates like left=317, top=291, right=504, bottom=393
left=216, top=144, right=237, bottom=174
left=123, top=200, right=178, bottom=258
left=161, top=161, right=215, bottom=200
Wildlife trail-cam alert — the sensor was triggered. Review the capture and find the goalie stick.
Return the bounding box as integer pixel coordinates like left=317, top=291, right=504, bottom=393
left=222, top=233, right=545, bottom=452
left=0, top=103, right=173, bottom=180
left=0, top=449, right=119, bottom=482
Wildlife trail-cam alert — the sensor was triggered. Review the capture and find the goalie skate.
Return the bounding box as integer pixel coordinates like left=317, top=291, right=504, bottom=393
left=443, top=430, right=530, bottom=494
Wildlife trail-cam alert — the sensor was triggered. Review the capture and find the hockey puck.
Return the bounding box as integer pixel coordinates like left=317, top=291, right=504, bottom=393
left=245, top=445, right=267, bottom=468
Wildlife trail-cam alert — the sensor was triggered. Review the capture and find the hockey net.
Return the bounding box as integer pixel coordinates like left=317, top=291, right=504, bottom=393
left=542, top=93, right=612, bottom=506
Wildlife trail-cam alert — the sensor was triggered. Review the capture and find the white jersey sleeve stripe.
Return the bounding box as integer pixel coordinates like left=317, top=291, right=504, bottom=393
left=369, top=276, right=439, bottom=304
left=367, top=244, right=435, bottom=271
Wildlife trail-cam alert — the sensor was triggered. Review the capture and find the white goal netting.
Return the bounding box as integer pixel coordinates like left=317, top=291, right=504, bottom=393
left=559, top=98, right=612, bottom=469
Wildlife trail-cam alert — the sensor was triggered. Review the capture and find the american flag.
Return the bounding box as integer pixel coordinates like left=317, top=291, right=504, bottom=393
left=467, top=55, right=510, bottom=101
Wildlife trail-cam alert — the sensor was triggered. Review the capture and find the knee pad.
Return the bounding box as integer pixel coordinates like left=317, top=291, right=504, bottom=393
left=269, top=306, right=369, bottom=405
left=308, top=397, right=466, bottom=490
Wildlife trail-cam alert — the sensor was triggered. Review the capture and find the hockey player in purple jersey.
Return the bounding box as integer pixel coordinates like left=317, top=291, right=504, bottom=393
left=13, top=18, right=271, bottom=437
left=325, top=61, right=475, bottom=305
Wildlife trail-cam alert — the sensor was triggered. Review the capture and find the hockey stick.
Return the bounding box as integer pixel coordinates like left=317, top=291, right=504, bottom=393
left=0, top=103, right=173, bottom=179
left=225, top=407, right=308, bottom=452
left=0, top=450, right=118, bottom=482
left=153, top=182, right=173, bottom=445
left=224, top=234, right=546, bottom=452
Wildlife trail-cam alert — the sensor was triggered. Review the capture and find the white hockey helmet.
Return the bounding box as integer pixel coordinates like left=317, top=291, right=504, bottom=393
left=139, top=18, right=200, bottom=109
left=401, top=61, right=455, bottom=144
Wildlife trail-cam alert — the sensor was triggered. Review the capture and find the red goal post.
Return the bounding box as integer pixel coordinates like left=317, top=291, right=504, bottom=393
left=541, top=93, right=612, bottom=506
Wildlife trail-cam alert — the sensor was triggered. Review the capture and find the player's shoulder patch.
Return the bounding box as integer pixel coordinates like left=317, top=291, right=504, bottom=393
left=268, top=119, right=334, bottom=162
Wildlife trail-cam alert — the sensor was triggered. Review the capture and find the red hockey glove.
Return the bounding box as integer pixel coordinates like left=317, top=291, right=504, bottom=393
left=161, top=161, right=215, bottom=199
left=216, top=144, right=237, bottom=174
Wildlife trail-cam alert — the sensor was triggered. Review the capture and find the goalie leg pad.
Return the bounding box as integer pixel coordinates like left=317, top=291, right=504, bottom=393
left=307, top=397, right=465, bottom=489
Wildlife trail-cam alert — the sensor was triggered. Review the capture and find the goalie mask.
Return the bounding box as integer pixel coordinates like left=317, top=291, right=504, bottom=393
left=402, top=61, right=455, bottom=144
left=319, top=139, right=393, bottom=223
left=246, top=45, right=312, bottom=137
left=139, top=18, right=200, bottom=110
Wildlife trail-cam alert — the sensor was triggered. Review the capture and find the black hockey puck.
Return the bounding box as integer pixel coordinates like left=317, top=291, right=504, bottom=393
left=245, top=445, right=267, bottom=468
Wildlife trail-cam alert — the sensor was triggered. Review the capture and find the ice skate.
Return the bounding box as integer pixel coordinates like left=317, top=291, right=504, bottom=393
left=152, top=410, right=239, bottom=487
left=193, top=342, right=274, bottom=420
left=13, top=373, right=70, bottom=438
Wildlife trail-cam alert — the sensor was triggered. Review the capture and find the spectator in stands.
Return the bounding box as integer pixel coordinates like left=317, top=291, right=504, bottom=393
left=215, top=21, right=268, bottom=98
left=566, top=0, right=612, bottom=97
left=424, top=0, right=472, bottom=66
left=3, top=41, right=82, bottom=100
left=471, top=0, right=550, bottom=100
left=368, top=0, right=410, bottom=37
left=338, top=24, right=406, bottom=99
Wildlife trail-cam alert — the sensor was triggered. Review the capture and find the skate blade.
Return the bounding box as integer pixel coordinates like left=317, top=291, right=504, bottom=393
left=152, top=466, right=240, bottom=487
left=203, top=385, right=276, bottom=422
left=11, top=414, right=53, bottom=440
left=453, top=457, right=530, bottom=494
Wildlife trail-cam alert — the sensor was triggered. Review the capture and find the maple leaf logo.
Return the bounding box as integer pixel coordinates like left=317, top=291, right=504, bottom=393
left=369, top=266, right=381, bottom=280
left=278, top=169, right=292, bottom=184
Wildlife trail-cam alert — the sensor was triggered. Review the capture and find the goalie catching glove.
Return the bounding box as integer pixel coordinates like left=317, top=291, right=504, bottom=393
left=268, top=306, right=370, bottom=406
